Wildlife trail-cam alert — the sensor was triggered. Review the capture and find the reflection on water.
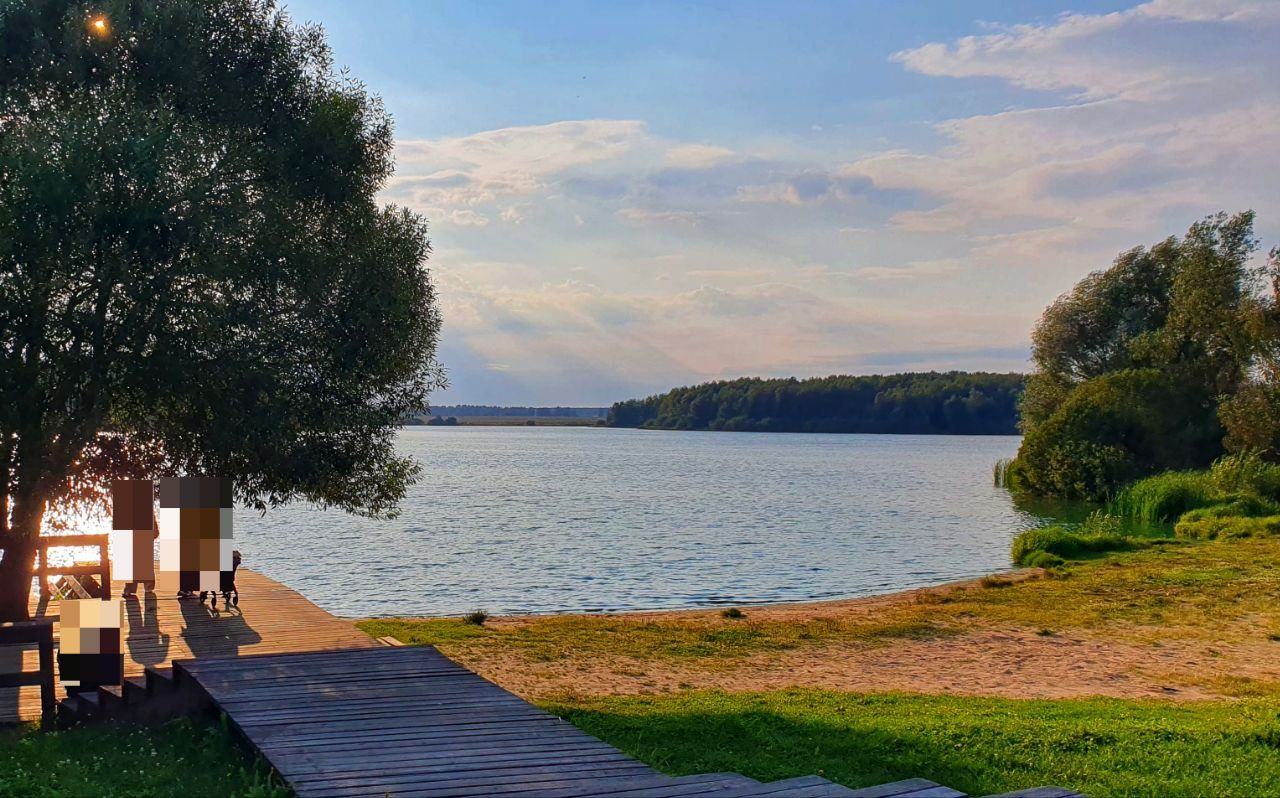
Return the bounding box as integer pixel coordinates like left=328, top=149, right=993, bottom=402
left=35, top=428, right=1133, bottom=617
left=229, top=427, right=1070, bottom=618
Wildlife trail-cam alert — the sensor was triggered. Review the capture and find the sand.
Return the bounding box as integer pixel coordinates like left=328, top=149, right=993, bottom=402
left=430, top=574, right=1280, bottom=702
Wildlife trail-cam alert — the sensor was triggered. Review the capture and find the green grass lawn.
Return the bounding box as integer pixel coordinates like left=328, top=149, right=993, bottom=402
left=0, top=716, right=290, bottom=798
left=542, top=688, right=1280, bottom=797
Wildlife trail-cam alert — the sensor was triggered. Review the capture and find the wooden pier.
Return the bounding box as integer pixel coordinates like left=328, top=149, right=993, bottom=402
left=0, top=565, right=376, bottom=723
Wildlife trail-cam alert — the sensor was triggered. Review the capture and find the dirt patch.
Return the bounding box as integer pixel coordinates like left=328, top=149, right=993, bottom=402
left=418, top=571, right=1280, bottom=702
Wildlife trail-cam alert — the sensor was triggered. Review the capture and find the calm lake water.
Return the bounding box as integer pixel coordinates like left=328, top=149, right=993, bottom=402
left=233, top=427, right=1052, bottom=618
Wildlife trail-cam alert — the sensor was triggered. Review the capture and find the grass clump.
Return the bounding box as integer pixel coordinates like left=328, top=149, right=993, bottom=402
left=0, top=717, right=290, bottom=798
left=1021, top=550, right=1066, bottom=569
left=1176, top=514, right=1280, bottom=540
left=979, top=575, right=1012, bottom=589
left=1210, top=452, right=1280, bottom=499
left=462, top=609, right=490, bottom=626
left=721, top=607, right=745, bottom=619
left=1011, top=525, right=1140, bottom=567
left=360, top=613, right=952, bottom=665
left=543, top=688, right=1280, bottom=797
left=1111, top=470, right=1219, bottom=523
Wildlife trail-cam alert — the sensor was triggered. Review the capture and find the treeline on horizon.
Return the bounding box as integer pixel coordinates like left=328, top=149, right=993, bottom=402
left=428, top=405, right=608, bottom=418
left=607, top=372, right=1026, bottom=434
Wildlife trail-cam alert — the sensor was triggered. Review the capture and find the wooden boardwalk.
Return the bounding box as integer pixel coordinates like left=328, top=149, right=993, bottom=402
left=0, top=565, right=376, bottom=722
left=178, top=646, right=965, bottom=797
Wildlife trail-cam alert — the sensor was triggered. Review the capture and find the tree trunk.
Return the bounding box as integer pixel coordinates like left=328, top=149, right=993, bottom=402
left=0, top=499, right=43, bottom=622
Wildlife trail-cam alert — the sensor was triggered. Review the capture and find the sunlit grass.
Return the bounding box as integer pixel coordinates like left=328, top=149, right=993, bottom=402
left=358, top=614, right=953, bottom=664
left=541, top=689, right=1280, bottom=797
left=362, top=536, right=1280, bottom=665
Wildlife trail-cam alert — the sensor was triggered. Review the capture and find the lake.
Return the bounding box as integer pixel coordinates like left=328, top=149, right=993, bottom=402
left=235, top=426, right=1049, bottom=618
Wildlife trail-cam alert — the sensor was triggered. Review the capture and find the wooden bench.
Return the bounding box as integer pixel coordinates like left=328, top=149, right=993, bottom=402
left=36, top=534, right=111, bottom=600
left=0, top=621, right=56, bottom=724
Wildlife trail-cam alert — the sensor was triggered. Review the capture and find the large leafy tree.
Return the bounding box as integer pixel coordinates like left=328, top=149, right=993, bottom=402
left=0, top=0, right=443, bottom=620
left=1013, top=212, right=1273, bottom=499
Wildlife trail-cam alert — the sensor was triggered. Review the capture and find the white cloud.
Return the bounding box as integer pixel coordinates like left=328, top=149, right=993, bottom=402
left=386, top=1, right=1279, bottom=403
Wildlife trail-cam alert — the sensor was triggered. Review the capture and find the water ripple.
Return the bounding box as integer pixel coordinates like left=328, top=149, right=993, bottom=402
left=240, top=427, right=1036, bottom=618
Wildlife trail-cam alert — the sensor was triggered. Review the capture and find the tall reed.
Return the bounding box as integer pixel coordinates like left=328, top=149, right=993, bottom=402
left=1110, top=470, right=1219, bottom=524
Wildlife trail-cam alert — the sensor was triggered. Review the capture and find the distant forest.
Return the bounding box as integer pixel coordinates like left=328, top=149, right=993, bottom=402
left=430, top=405, right=608, bottom=419
left=607, top=372, right=1026, bottom=434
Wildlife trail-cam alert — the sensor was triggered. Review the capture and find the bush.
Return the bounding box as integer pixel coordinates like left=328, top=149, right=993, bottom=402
left=1012, top=369, right=1217, bottom=501
left=1177, top=495, right=1280, bottom=521
left=462, top=609, right=489, bottom=626
left=1022, top=550, right=1066, bottom=569
left=1175, top=515, right=1280, bottom=540
left=1111, top=470, right=1220, bottom=523
left=721, top=607, right=745, bottom=619
left=1210, top=452, right=1280, bottom=500
left=1011, top=526, right=1139, bottom=566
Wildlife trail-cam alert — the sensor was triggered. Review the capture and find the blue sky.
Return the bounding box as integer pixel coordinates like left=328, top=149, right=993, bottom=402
left=286, top=0, right=1280, bottom=406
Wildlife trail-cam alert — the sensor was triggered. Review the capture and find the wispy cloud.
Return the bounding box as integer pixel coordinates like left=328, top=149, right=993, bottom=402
left=382, top=0, right=1279, bottom=404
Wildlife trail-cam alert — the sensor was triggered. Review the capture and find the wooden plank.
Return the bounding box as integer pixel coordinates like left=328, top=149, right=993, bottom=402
left=846, top=779, right=961, bottom=798
left=980, top=789, right=1084, bottom=798
left=37, top=533, right=112, bottom=548
left=10, top=564, right=377, bottom=722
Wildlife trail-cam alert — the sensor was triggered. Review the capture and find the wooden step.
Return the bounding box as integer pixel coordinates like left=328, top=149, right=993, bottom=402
left=844, top=778, right=966, bottom=797
left=73, top=690, right=102, bottom=719
left=615, top=772, right=763, bottom=796
left=145, top=666, right=175, bottom=695
left=981, top=789, right=1087, bottom=798
left=96, top=684, right=127, bottom=716
left=56, top=697, right=79, bottom=728
left=122, top=676, right=150, bottom=705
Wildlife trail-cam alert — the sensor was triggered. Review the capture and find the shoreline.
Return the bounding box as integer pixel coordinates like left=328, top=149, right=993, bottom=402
left=357, top=536, right=1280, bottom=704
left=353, top=567, right=1040, bottom=624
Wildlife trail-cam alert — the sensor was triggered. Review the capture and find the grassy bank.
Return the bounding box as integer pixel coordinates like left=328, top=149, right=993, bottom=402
left=543, top=689, right=1280, bottom=797
left=0, top=716, right=289, bottom=798
left=359, top=536, right=1280, bottom=665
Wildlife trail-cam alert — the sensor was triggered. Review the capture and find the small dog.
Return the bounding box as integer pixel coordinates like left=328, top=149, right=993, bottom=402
left=199, top=550, right=242, bottom=609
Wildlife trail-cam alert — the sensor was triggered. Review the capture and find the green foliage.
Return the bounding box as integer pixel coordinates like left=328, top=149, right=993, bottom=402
left=0, top=717, right=290, bottom=798
left=462, top=609, right=489, bottom=626
left=609, top=372, right=1024, bottom=434
left=1021, top=550, right=1065, bottom=568
left=1175, top=515, right=1280, bottom=540
left=544, top=689, right=1280, bottom=797
left=1015, top=369, right=1194, bottom=499
left=1210, top=452, right=1280, bottom=499
left=0, top=0, right=443, bottom=619
left=1221, top=379, right=1280, bottom=458
left=1010, top=526, right=1139, bottom=566
left=1178, top=496, right=1280, bottom=521
left=1010, top=213, right=1274, bottom=500
left=721, top=607, right=745, bottom=619
left=991, top=458, right=1026, bottom=490
left=1111, top=471, right=1221, bottom=523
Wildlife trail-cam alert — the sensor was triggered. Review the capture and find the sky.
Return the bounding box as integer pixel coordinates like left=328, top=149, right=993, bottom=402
left=285, top=0, right=1280, bottom=406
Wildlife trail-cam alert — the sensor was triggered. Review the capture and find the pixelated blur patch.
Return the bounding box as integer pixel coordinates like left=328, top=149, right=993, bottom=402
left=155, top=476, right=234, bottom=593
left=112, top=479, right=156, bottom=582
left=57, top=598, right=123, bottom=691
left=111, top=479, right=154, bottom=530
